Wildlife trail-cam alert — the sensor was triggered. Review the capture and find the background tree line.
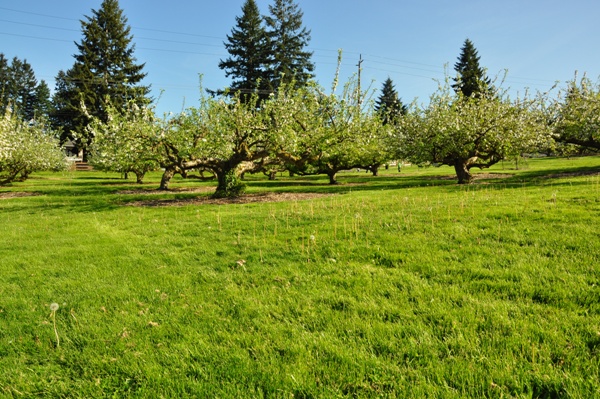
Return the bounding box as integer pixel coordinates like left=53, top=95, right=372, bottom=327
left=0, top=54, right=52, bottom=121
left=214, top=0, right=314, bottom=101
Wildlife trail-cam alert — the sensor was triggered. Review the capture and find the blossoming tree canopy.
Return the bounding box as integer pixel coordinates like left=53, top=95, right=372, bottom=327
left=395, top=78, right=552, bottom=184
left=0, top=109, right=66, bottom=185
left=268, top=79, right=392, bottom=184
left=554, top=75, right=600, bottom=151
left=87, top=101, right=160, bottom=184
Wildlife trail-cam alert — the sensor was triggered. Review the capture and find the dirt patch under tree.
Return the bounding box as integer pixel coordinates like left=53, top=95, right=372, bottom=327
left=0, top=192, right=42, bottom=199
left=125, top=191, right=335, bottom=207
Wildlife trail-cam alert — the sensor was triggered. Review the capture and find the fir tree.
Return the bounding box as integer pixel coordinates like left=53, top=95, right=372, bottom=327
left=264, top=0, right=314, bottom=90
left=51, top=69, right=79, bottom=144
left=218, top=0, right=271, bottom=101
left=33, top=80, right=52, bottom=120
left=0, top=55, right=50, bottom=121
left=375, top=77, right=407, bottom=125
left=52, top=0, right=150, bottom=154
left=10, top=58, right=38, bottom=120
left=0, top=54, right=9, bottom=114
left=452, top=39, right=491, bottom=98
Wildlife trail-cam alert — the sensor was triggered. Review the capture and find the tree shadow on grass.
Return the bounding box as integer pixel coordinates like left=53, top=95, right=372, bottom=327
left=506, top=165, right=600, bottom=181
left=5, top=159, right=600, bottom=211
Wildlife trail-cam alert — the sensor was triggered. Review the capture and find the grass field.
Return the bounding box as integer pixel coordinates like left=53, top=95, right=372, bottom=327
left=1, top=157, right=599, bottom=398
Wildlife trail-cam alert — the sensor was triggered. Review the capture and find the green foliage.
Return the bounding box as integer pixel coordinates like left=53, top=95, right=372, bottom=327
left=375, top=77, right=407, bottom=125
left=213, top=169, right=246, bottom=198
left=52, top=0, right=150, bottom=154
left=396, top=77, right=552, bottom=183
left=0, top=54, right=8, bottom=111
left=272, top=77, right=392, bottom=182
left=217, top=0, right=314, bottom=99
left=155, top=90, right=275, bottom=193
left=87, top=101, right=160, bottom=183
left=0, top=54, right=51, bottom=121
left=32, top=80, right=53, bottom=120
left=217, top=0, right=272, bottom=101
left=1, top=157, right=600, bottom=397
left=264, top=0, right=315, bottom=89
left=452, top=38, right=492, bottom=98
left=50, top=69, right=80, bottom=143
left=0, top=109, right=66, bottom=185
left=553, top=75, right=600, bottom=151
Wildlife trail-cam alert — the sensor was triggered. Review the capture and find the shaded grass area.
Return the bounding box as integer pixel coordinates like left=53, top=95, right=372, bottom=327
left=0, top=157, right=599, bottom=397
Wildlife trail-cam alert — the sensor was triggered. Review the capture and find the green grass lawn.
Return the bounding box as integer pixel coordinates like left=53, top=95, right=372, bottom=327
left=1, top=157, right=599, bottom=398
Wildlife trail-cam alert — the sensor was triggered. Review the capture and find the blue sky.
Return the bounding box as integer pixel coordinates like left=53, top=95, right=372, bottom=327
left=1, top=0, right=599, bottom=114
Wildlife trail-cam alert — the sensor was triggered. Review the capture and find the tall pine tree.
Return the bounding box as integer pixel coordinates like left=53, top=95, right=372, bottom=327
left=375, top=77, right=407, bottom=125
left=218, top=0, right=271, bottom=101
left=0, top=54, right=51, bottom=121
left=52, top=0, right=150, bottom=154
left=452, top=39, right=491, bottom=98
left=10, top=58, right=38, bottom=120
left=33, top=80, right=53, bottom=120
left=0, top=54, right=10, bottom=114
left=264, top=0, right=314, bottom=90
left=51, top=69, right=79, bottom=143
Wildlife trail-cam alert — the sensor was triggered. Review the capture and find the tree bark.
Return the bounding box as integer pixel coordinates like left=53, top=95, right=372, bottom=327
left=327, top=171, right=338, bottom=184
left=454, top=161, right=473, bottom=184
left=159, top=167, right=175, bottom=190
left=213, top=168, right=245, bottom=198
left=134, top=172, right=145, bottom=184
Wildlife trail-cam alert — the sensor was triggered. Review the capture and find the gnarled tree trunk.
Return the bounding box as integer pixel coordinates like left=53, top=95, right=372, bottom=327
left=134, top=172, right=145, bottom=184
left=213, top=168, right=245, bottom=198
left=454, top=161, right=473, bottom=184
left=159, top=167, right=176, bottom=190
left=327, top=171, right=338, bottom=184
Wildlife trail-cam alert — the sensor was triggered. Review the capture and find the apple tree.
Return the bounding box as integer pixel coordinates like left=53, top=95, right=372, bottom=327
left=395, top=79, right=551, bottom=184
left=271, top=78, right=391, bottom=184
left=86, top=102, right=160, bottom=184
left=157, top=91, right=275, bottom=197
left=0, top=108, right=66, bottom=185
left=553, top=75, right=600, bottom=151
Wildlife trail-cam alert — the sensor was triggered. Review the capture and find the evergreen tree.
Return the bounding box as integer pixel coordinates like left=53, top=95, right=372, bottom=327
left=10, top=58, right=39, bottom=120
left=218, top=0, right=271, bottom=101
left=0, top=55, right=50, bottom=121
left=452, top=39, right=491, bottom=98
left=264, top=0, right=314, bottom=89
left=375, top=77, right=407, bottom=125
left=51, top=69, right=79, bottom=144
left=52, top=0, right=150, bottom=154
left=0, top=54, right=10, bottom=114
left=33, top=80, right=53, bottom=120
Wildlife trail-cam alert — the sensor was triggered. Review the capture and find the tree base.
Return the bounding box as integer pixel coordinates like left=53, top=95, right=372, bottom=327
left=213, top=169, right=246, bottom=198
left=454, top=162, right=473, bottom=184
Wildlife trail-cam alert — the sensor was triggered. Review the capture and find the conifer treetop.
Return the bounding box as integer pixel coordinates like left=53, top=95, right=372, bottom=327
left=264, top=0, right=315, bottom=89
left=218, top=0, right=271, bottom=100
left=375, top=77, right=407, bottom=125
left=52, top=0, right=150, bottom=153
left=452, top=38, right=491, bottom=98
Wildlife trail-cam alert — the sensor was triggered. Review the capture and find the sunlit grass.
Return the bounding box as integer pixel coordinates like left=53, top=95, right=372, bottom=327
left=0, top=156, right=599, bottom=397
